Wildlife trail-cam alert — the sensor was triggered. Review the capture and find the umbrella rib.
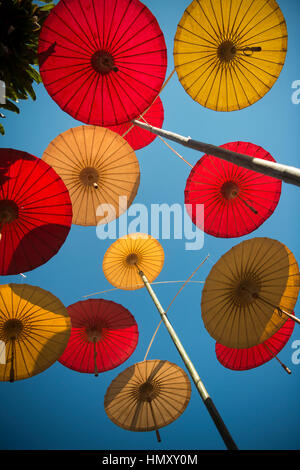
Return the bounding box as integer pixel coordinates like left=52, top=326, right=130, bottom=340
left=109, top=4, right=146, bottom=56
left=208, top=0, right=223, bottom=38
left=41, top=20, right=94, bottom=57
left=237, top=7, right=283, bottom=45
left=105, top=0, right=133, bottom=53
left=193, top=0, right=222, bottom=42
left=63, top=0, right=98, bottom=51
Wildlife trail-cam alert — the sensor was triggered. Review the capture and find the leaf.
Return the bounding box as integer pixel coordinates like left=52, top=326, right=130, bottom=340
left=0, top=123, right=5, bottom=136
left=27, top=65, right=42, bottom=84
left=0, top=99, right=20, bottom=114
left=39, top=3, right=55, bottom=11
left=25, top=83, right=36, bottom=100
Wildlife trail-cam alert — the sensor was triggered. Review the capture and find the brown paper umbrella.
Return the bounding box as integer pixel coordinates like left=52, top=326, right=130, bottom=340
left=42, top=126, right=140, bottom=226
left=104, top=359, right=191, bottom=442
left=201, top=237, right=300, bottom=349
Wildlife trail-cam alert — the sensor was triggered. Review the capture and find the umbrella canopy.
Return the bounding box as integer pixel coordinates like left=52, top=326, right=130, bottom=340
left=59, top=299, right=138, bottom=376
left=216, top=318, right=295, bottom=371
left=38, top=0, right=167, bottom=126
left=201, top=238, right=300, bottom=349
left=102, top=233, right=164, bottom=290
left=0, top=283, right=71, bottom=382
left=42, top=126, right=140, bottom=226
left=108, top=96, right=164, bottom=151
left=0, top=148, right=72, bottom=275
left=174, top=0, right=287, bottom=111
left=184, top=141, right=282, bottom=238
left=104, top=359, right=191, bottom=440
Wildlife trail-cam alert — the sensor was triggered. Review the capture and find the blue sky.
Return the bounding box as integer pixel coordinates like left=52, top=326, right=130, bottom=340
left=0, top=0, right=300, bottom=451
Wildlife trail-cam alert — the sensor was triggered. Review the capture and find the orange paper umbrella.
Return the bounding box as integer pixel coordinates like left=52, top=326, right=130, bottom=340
left=102, top=233, right=164, bottom=290
left=0, top=283, right=70, bottom=382
left=104, top=359, right=191, bottom=442
left=42, top=126, right=140, bottom=226
left=201, top=238, right=300, bottom=349
left=108, top=97, right=164, bottom=151
left=59, top=299, right=138, bottom=376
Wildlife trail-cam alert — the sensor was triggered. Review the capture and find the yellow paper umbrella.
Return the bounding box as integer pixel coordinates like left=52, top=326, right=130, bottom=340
left=102, top=233, right=165, bottom=290
left=201, top=238, right=300, bottom=349
left=174, top=0, right=288, bottom=111
left=0, top=284, right=71, bottom=382
left=104, top=359, right=191, bottom=442
left=42, top=126, right=140, bottom=226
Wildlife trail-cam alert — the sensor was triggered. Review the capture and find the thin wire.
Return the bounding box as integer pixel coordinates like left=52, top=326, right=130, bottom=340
left=82, top=280, right=205, bottom=298
left=121, top=68, right=176, bottom=139
left=143, top=255, right=210, bottom=361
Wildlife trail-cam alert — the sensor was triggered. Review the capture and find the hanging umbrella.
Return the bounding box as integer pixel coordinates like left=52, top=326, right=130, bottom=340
left=42, top=126, right=140, bottom=226
left=104, top=359, right=191, bottom=442
left=59, top=299, right=138, bottom=376
left=174, top=0, right=287, bottom=111
left=0, top=283, right=71, bottom=382
left=103, top=234, right=238, bottom=450
left=201, top=237, right=300, bottom=350
left=108, top=96, right=164, bottom=151
left=216, top=318, right=295, bottom=374
left=38, top=0, right=167, bottom=126
left=0, top=148, right=72, bottom=275
left=102, top=233, right=164, bottom=290
left=184, top=141, right=282, bottom=238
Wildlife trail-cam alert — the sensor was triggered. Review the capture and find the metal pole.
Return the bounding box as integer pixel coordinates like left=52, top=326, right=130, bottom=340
left=138, top=269, right=238, bottom=451
left=132, top=120, right=300, bottom=187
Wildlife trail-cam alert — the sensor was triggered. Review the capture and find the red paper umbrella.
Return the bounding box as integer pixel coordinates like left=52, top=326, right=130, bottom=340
left=0, top=148, right=72, bottom=275
left=108, top=96, right=164, bottom=150
left=185, top=141, right=282, bottom=238
left=216, top=318, right=295, bottom=374
left=38, top=0, right=167, bottom=127
left=59, top=299, right=139, bottom=376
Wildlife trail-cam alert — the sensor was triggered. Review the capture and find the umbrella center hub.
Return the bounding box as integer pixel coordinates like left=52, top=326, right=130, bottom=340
left=79, top=167, right=99, bottom=188
left=217, top=41, right=237, bottom=62
left=126, top=253, right=139, bottom=266
left=91, top=50, right=118, bottom=75
left=0, top=200, right=19, bottom=224
left=236, top=277, right=261, bottom=306
left=138, top=381, right=159, bottom=402
left=221, top=181, right=239, bottom=200
left=2, top=319, right=23, bottom=340
left=86, top=327, right=102, bottom=342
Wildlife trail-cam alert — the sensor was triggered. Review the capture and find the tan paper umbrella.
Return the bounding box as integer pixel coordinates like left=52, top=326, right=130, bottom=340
left=201, top=238, right=300, bottom=349
left=42, top=126, right=140, bottom=226
left=0, top=283, right=71, bottom=382
left=104, top=359, right=191, bottom=442
left=174, top=0, right=288, bottom=111
left=102, top=233, right=164, bottom=290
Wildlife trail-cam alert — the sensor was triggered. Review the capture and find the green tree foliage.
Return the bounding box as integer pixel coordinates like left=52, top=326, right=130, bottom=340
left=0, top=0, right=55, bottom=135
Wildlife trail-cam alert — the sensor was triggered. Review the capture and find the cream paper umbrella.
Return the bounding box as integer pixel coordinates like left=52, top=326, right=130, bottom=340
left=42, top=126, right=140, bottom=226
left=201, top=237, right=300, bottom=349
left=104, top=359, right=191, bottom=442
